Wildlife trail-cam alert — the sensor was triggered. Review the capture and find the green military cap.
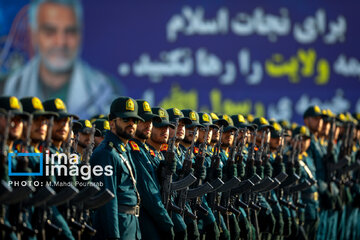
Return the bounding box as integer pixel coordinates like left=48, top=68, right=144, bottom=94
left=136, top=99, right=161, bottom=122
left=336, top=113, right=347, bottom=127
left=109, top=96, right=144, bottom=122
left=291, top=122, right=298, bottom=130
left=90, top=114, right=108, bottom=123
left=0, top=96, right=29, bottom=119
left=43, top=98, right=79, bottom=120
left=74, top=119, right=101, bottom=136
left=167, top=108, right=192, bottom=125
left=230, top=114, right=256, bottom=131
left=219, top=114, right=237, bottom=132
left=246, top=114, right=255, bottom=123
left=198, top=112, right=219, bottom=129
left=270, top=121, right=283, bottom=138
left=92, top=119, right=111, bottom=136
left=152, top=107, right=175, bottom=129
left=353, top=113, right=360, bottom=128
left=252, top=117, right=275, bottom=131
left=209, top=112, right=228, bottom=127
left=303, top=105, right=323, bottom=119
left=293, top=125, right=311, bottom=139
left=181, top=109, right=203, bottom=128
left=20, top=97, right=58, bottom=118
left=279, top=119, right=291, bottom=130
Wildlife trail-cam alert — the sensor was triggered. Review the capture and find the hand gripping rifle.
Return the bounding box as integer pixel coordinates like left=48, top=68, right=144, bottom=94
left=162, top=120, right=197, bottom=214
left=177, top=128, right=198, bottom=219
left=192, top=126, right=213, bottom=216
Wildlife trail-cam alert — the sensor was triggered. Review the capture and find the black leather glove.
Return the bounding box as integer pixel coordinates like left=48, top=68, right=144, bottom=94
left=237, top=163, right=245, bottom=178
left=163, top=151, right=177, bottom=174
left=194, top=165, right=206, bottom=181
left=224, top=164, right=237, bottom=178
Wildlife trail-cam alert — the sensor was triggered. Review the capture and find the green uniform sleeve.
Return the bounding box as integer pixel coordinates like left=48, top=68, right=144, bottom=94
left=90, top=148, right=120, bottom=238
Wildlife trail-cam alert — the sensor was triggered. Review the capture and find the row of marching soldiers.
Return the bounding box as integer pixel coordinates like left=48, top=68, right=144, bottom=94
left=0, top=95, right=359, bottom=240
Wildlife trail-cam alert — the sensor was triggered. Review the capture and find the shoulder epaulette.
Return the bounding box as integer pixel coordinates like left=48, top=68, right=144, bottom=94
left=194, top=147, right=199, bottom=154
left=160, top=144, right=168, bottom=152
left=15, top=143, right=22, bottom=152
left=149, top=149, right=156, bottom=157
left=129, top=141, right=140, bottom=151
left=254, top=146, right=259, bottom=152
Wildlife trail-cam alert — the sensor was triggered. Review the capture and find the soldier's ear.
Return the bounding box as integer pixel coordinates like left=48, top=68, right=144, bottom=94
left=107, top=119, right=115, bottom=131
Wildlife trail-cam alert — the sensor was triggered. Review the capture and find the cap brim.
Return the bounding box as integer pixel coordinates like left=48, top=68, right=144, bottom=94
left=213, top=119, right=229, bottom=127
left=153, top=120, right=175, bottom=129
left=12, top=110, right=30, bottom=119
left=201, top=122, right=219, bottom=130
left=82, top=127, right=102, bottom=136
left=58, top=112, right=79, bottom=120
left=33, top=110, right=59, bottom=118
left=180, top=117, right=192, bottom=125
left=114, top=112, right=145, bottom=122
left=259, top=125, right=275, bottom=131
left=140, top=113, right=162, bottom=122
left=186, top=122, right=203, bottom=129
left=224, top=126, right=238, bottom=132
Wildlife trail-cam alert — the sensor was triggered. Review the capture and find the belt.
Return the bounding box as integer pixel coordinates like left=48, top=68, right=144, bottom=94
left=302, top=192, right=319, bottom=201
left=118, top=205, right=140, bottom=217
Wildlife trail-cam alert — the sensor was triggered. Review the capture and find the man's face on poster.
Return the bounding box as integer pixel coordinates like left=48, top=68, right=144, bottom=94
left=32, top=3, right=81, bottom=73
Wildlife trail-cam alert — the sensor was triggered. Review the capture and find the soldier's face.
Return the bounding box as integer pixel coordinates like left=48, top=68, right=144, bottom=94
left=113, top=118, right=137, bottom=140
left=183, top=127, right=199, bottom=144
left=211, top=127, right=220, bottom=143
left=305, top=117, right=323, bottom=133
left=198, top=127, right=213, bottom=144
left=151, top=126, right=169, bottom=144
left=270, top=137, right=281, bottom=150
left=31, top=116, right=48, bottom=142
left=136, top=120, right=152, bottom=140
left=321, top=121, right=331, bottom=137
left=78, top=132, right=91, bottom=148
left=94, top=136, right=104, bottom=147
left=8, top=116, right=24, bottom=141
left=256, top=129, right=270, bottom=145
left=33, top=3, right=81, bottom=73
left=221, top=130, right=234, bottom=148
left=52, top=117, right=70, bottom=142
left=302, top=138, right=311, bottom=152
left=169, top=120, right=185, bottom=140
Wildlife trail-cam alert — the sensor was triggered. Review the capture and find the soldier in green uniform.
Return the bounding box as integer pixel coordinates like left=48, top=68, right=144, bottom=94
left=166, top=107, right=200, bottom=240
left=43, top=97, right=80, bottom=240
left=146, top=107, right=190, bottom=240
left=292, top=126, right=320, bottom=240
left=181, top=109, right=220, bottom=240
left=217, top=114, right=241, bottom=240
left=72, top=119, right=101, bottom=157
left=92, top=118, right=111, bottom=148
left=0, top=96, right=29, bottom=240
left=127, top=100, right=175, bottom=240
left=303, top=105, right=338, bottom=240
left=89, top=96, right=142, bottom=240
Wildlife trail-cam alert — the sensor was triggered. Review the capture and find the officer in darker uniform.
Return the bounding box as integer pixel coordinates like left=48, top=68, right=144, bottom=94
left=90, top=96, right=143, bottom=240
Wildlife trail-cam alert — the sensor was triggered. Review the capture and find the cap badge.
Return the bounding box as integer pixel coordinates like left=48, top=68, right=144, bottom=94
left=126, top=99, right=135, bottom=111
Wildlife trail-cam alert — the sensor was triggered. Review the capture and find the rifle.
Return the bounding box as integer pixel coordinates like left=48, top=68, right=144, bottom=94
left=0, top=111, right=13, bottom=181
left=177, top=127, right=197, bottom=216
left=162, top=120, right=196, bottom=214
left=192, top=126, right=211, bottom=216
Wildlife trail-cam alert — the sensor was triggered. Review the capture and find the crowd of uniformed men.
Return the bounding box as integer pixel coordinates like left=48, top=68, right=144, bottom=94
left=0, top=95, right=360, bottom=240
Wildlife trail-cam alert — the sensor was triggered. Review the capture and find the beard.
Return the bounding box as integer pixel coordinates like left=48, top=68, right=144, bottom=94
left=136, top=129, right=150, bottom=140
left=115, top=123, right=134, bottom=140
left=40, top=47, right=78, bottom=74
left=78, top=141, right=87, bottom=148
